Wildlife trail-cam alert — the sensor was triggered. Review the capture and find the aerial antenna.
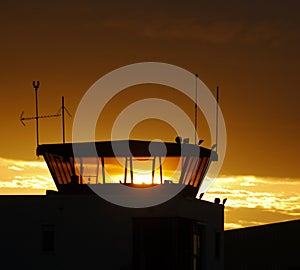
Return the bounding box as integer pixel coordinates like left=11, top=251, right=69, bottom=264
left=33, top=81, right=40, bottom=147
left=194, top=74, right=198, bottom=145
left=62, top=96, right=66, bottom=144
left=59, top=96, right=72, bottom=144
left=215, top=86, right=219, bottom=153
left=20, top=82, right=72, bottom=153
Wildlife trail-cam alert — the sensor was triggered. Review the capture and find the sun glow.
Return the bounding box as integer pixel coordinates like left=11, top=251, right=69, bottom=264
left=79, top=156, right=182, bottom=185
left=98, top=171, right=177, bottom=185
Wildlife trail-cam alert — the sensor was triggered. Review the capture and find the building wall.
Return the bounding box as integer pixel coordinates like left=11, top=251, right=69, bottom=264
left=225, top=220, right=300, bottom=270
left=0, top=194, right=224, bottom=270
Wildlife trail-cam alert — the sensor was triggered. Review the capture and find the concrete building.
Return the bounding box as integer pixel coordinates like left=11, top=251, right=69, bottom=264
left=225, top=219, right=300, bottom=270
left=0, top=140, right=224, bottom=270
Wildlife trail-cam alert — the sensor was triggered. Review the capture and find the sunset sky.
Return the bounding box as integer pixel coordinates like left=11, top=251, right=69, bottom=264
left=0, top=0, right=299, bottom=229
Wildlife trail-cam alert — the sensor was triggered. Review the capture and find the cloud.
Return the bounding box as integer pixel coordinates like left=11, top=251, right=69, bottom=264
left=0, top=158, right=299, bottom=230
left=103, top=17, right=243, bottom=44
left=102, top=16, right=295, bottom=46
left=223, top=205, right=298, bottom=230
left=0, top=157, right=56, bottom=194
left=8, top=165, right=24, bottom=171
left=204, top=175, right=300, bottom=229
left=239, top=20, right=293, bottom=46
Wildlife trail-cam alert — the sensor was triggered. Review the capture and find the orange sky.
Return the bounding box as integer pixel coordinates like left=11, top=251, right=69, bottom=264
left=0, top=0, right=299, bottom=229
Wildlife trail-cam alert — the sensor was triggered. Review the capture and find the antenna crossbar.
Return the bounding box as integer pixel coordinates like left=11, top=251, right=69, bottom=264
left=20, top=113, right=61, bottom=125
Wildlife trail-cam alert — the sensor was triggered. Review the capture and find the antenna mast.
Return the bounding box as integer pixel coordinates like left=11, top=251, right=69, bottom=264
left=62, top=96, right=65, bottom=144
left=194, top=74, right=198, bottom=145
left=33, top=81, right=40, bottom=148
left=60, top=96, right=72, bottom=144
left=216, top=86, right=219, bottom=153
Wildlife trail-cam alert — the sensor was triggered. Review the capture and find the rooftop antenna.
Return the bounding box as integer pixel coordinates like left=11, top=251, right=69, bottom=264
left=194, top=74, right=198, bottom=145
left=59, top=96, right=72, bottom=144
left=20, top=81, right=67, bottom=153
left=215, top=86, right=219, bottom=153
left=33, top=81, right=40, bottom=147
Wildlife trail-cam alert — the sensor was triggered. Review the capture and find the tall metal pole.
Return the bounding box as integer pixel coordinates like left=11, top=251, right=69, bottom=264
left=194, top=74, right=198, bottom=145
left=62, top=96, right=65, bottom=144
left=216, top=86, right=219, bottom=153
left=33, top=81, right=40, bottom=148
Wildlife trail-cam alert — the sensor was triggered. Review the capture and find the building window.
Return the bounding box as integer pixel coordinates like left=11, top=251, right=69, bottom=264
left=42, top=225, right=55, bottom=254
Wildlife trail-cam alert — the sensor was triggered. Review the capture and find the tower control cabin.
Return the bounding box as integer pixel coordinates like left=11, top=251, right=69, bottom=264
left=0, top=139, right=224, bottom=270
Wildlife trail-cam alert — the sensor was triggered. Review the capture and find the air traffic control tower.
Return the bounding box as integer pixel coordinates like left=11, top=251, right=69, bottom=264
left=0, top=139, right=224, bottom=270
